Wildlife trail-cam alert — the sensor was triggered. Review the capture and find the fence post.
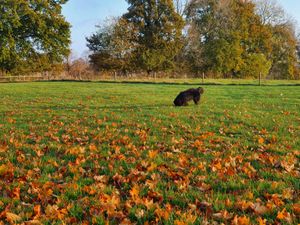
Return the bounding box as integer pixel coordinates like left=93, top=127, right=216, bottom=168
left=202, top=72, right=205, bottom=84
left=259, top=72, right=261, bottom=86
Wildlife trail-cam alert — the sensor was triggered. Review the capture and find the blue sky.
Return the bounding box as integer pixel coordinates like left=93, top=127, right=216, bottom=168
left=62, top=0, right=300, bottom=57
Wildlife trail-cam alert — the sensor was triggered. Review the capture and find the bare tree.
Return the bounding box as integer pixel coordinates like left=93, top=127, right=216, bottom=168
left=253, top=0, right=289, bottom=25
left=65, top=50, right=78, bottom=75
left=297, top=33, right=300, bottom=62
left=69, top=58, right=90, bottom=80
left=174, top=0, right=191, bottom=16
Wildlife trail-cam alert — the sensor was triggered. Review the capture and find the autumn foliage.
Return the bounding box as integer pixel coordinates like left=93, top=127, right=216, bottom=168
left=0, top=82, right=299, bottom=224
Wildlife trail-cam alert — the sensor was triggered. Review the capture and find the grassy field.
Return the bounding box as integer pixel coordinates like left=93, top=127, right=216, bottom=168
left=0, top=82, right=299, bottom=224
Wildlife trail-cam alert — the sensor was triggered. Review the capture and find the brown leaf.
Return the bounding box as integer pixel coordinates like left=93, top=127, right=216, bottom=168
left=0, top=145, right=7, bottom=153
left=25, top=220, right=43, bottom=225
left=213, top=210, right=233, bottom=220
left=252, top=203, right=269, bottom=215
left=196, top=182, right=211, bottom=192
left=196, top=201, right=213, bottom=216
left=293, top=203, right=300, bottom=215
left=0, top=164, right=9, bottom=176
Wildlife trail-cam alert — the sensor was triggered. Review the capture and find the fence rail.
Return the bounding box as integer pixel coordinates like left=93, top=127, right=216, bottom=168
left=0, top=75, right=47, bottom=83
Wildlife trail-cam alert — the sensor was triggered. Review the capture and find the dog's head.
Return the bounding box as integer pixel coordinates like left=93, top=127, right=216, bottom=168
left=197, top=87, right=204, bottom=94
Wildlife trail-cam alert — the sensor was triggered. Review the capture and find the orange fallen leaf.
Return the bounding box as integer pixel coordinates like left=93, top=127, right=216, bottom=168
left=277, top=208, right=292, bottom=223
left=257, top=217, right=267, bottom=225
left=232, top=215, right=250, bottom=225
left=235, top=200, right=254, bottom=211
left=33, top=205, right=41, bottom=218
left=258, top=137, right=264, bottom=144
left=225, top=198, right=232, bottom=207
left=6, top=212, right=22, bottom=223
left=89, top=144, right=97, bottom=151
left=148, top=150, right=158, bottom=159
left=174, top=220, right=186, bottom=225
left=25, top=220, right=43, bottom=225
left=0, top=164, right=9, bottom=176
left=0, top=145, right=7, bottom=153
left=12, top=187, right=20, bottom=200
left=7, top=118, right=15, bottom=124
left=155, top=207, right=170, bottom=220
left=293, top=203, right=300, bottom=215
left=212, top=161, right=222, bottom=171
left=130, top=185, right=140, bottom=201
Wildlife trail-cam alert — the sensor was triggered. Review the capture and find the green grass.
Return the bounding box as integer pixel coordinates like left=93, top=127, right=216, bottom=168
left=0, top=81, right=299, bottom=224
left=95, top=77, right=300, bottom=85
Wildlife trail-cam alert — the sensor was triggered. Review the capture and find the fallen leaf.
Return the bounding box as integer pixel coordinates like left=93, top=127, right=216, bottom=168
left=0, top=164, right=9, bottom=176
left=232, top=215, right=250, bottom=225
left=174, top=220, right=186, bottom=225
left=257, top=217, right=267, bottom=225
left=293, top=203, right=300, bottom=215
left=258, top=137, right=264, bottom=144
left=6, top=212, right=22, bottom=223
left=130, top=185, right=140, bottom=201
left=33, top=205, right=41, bottom=218
left=89, top=144, right=97, bottom=151
left=25, top=220, right=43, bottom=225
left=277, top=208, right=292, bottom=223
left=213, top=210, right=233, bottom=220
left=252, top=203, right=269, bottom=215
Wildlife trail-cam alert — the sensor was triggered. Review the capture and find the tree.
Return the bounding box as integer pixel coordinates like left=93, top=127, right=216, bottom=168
left=240, top=53, right=271, bottom=79
left=296, top=34, right=300, bottom=79
left=253, top=0, right=286, bottom=26
left=185, top=0, right=273, bottom=78
left=87, top=17, right=137, bottom=75
left=297, top=34, right=300, bottom=60
left=0, top=0, right=70, bottom=74
left=69, top=58, right=90, bottom=80
left=123, top=0, right=184, bottom=75
left=253, top=0, right=298, bottom=79
left=268, top=24, right=298, bottom=79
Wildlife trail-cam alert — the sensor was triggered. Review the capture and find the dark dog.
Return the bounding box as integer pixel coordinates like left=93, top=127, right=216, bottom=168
left=173, top=87, right=204, bottom=106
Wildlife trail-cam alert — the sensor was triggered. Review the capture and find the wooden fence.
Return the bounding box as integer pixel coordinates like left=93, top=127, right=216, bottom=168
left=0, top=75, right=48, bottom=83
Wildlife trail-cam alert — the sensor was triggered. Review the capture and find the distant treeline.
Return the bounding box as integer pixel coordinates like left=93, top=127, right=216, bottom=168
left=87, top=0, right=300, bottom=79
left=1, top=0, right=300, bottom=79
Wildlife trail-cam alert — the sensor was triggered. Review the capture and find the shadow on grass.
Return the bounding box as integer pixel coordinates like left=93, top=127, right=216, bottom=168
left=37, top=79, right=300, bottom=87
